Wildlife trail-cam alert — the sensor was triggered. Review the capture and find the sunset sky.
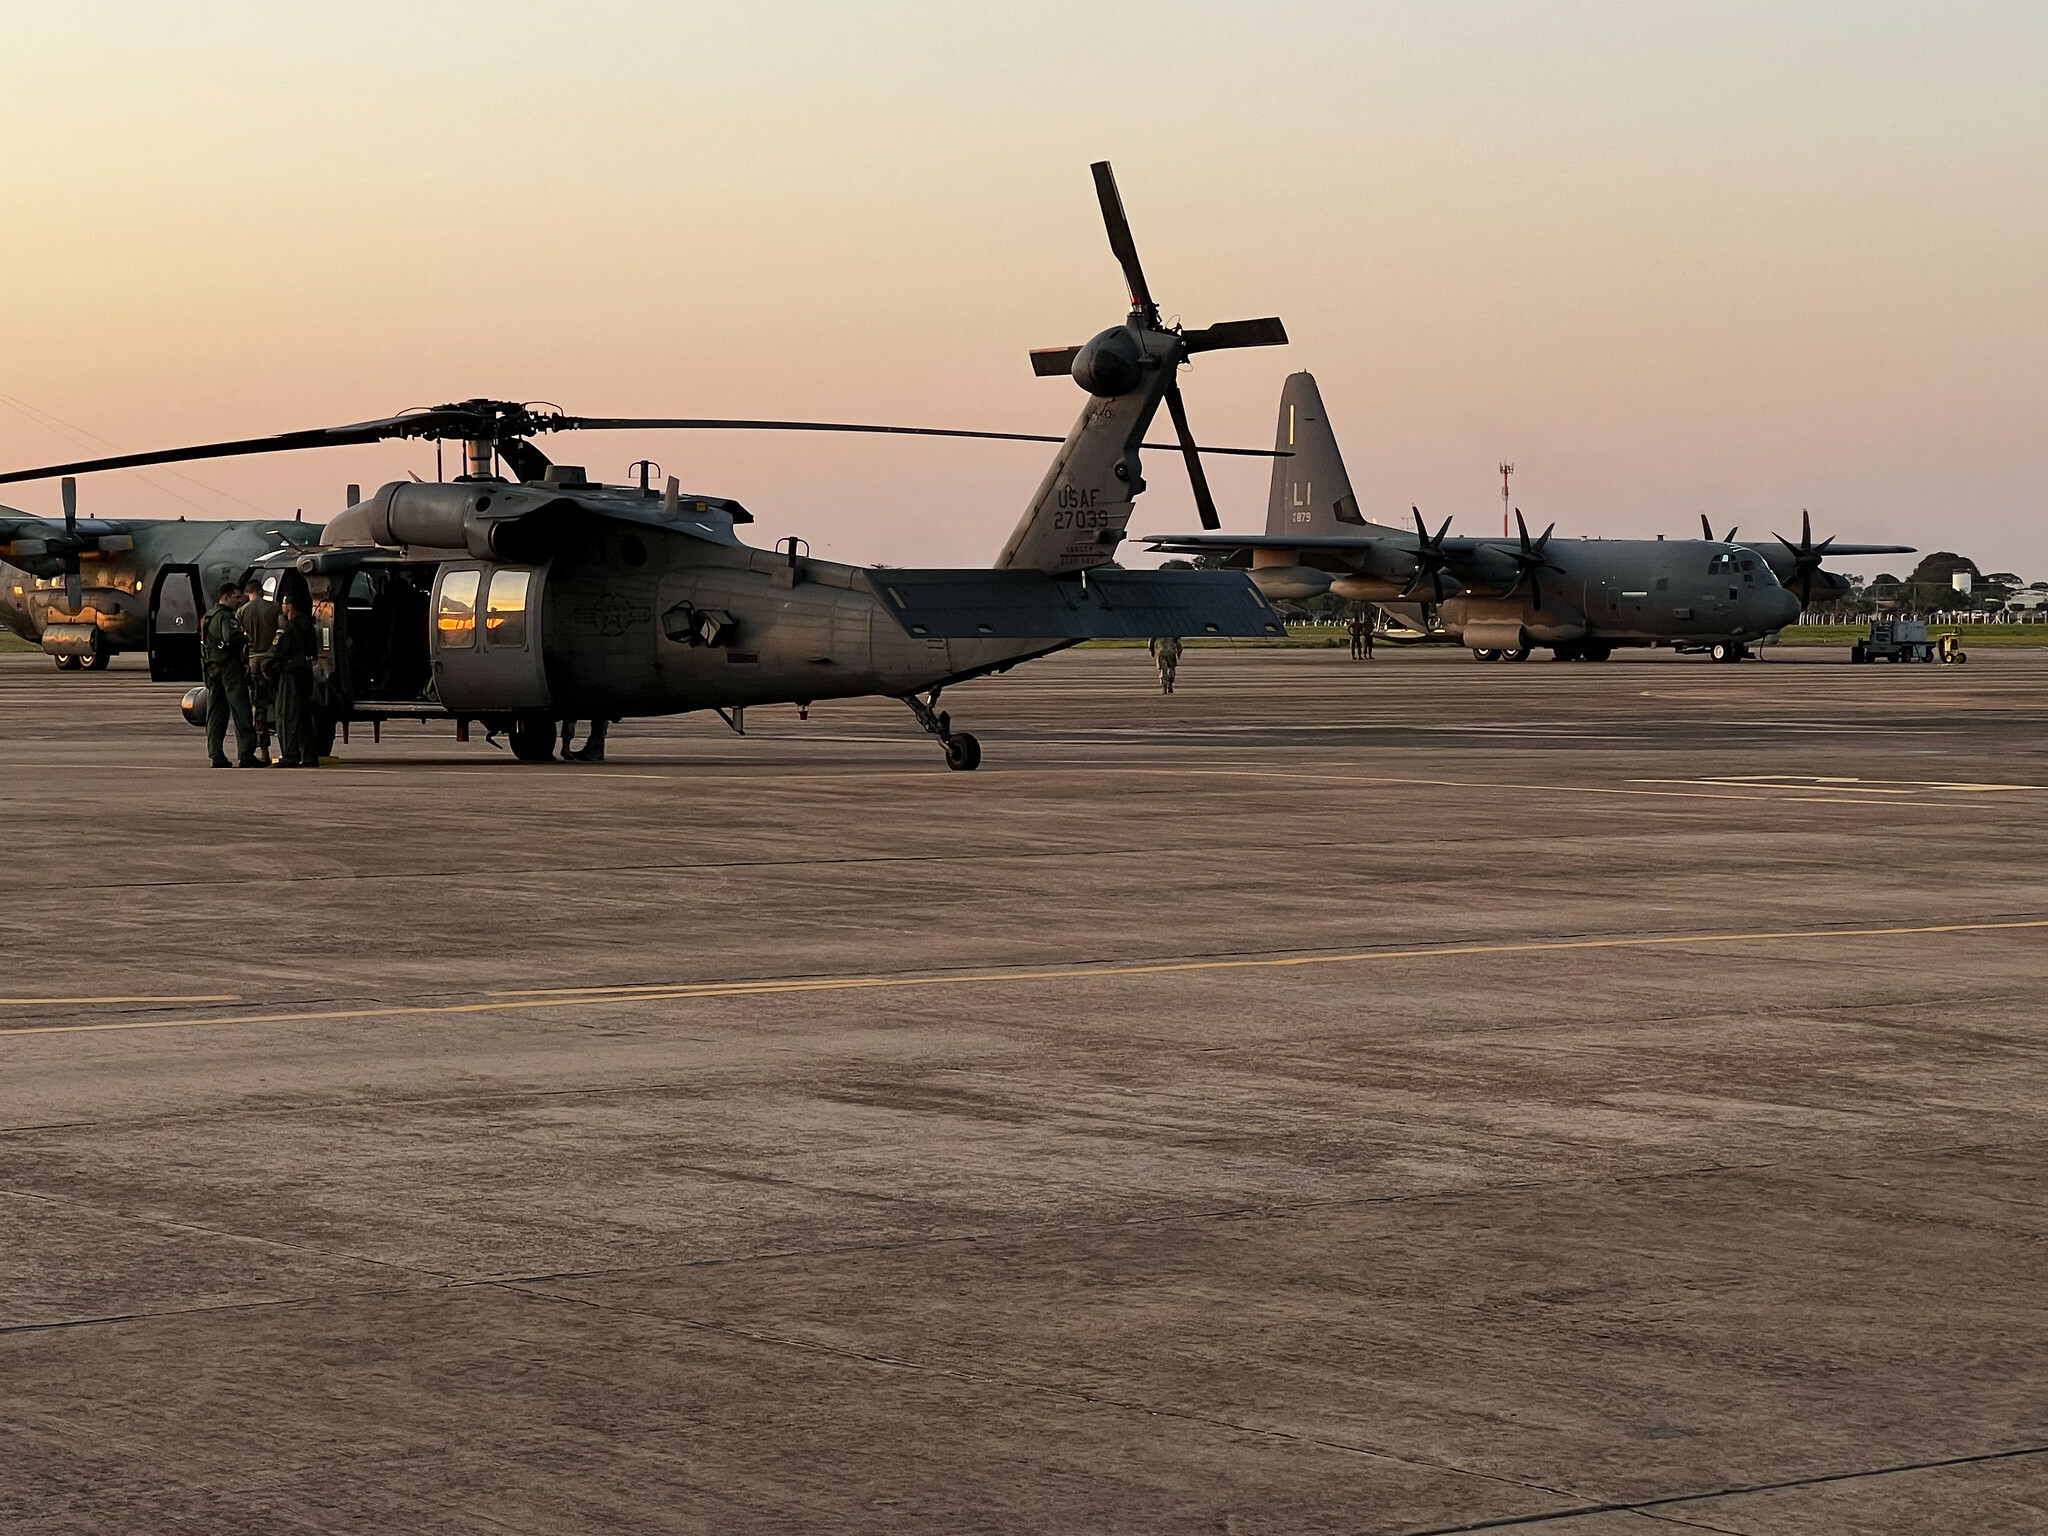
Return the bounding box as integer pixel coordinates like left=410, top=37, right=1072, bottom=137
left=2, top=2, right=2042, bottom=575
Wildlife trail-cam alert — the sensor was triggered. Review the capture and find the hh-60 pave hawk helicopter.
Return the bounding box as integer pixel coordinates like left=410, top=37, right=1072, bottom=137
left=0, top=164, right=1289, bottom=768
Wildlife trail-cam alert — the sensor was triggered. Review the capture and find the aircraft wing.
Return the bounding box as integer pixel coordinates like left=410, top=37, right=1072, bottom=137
left=1787, top=543, right=1915, bottom=556
left=1140, top=531, right=1507, bottom=554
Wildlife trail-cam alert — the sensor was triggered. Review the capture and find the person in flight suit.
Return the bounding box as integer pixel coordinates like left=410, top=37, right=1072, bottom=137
left=1148, top=633, right=1183, bottom=695
left=239, top=577, right=280, bottom=764
left=268, top=590, right=320, bottom=767
left=201, top=582, right=257, bottom=768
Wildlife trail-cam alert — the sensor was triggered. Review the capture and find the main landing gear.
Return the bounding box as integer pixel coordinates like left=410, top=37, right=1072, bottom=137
left=1472, top=647, right=1531, bottom=663
left=904, top=689, right=981, bottom=771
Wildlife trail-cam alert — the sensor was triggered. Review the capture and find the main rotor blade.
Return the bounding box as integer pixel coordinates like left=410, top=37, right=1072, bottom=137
left=1162, top=383, right=1220, bottom=530
left=1091, top=161, right=1157, bottom=321
left=1182, top=317, right=1289, bottom=354
left=558, top=417, right=1285, bottom=456
left=0, top=413, right=1288, bottom=485
left=0, top=409, right=479, bottom=487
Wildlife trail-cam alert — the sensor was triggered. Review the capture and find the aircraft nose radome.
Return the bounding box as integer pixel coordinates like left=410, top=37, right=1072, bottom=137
left=1767, top=589, right=1803, bottom=626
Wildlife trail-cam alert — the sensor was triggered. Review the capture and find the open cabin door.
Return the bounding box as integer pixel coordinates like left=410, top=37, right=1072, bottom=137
left=147, top=564, right=205, bottom=682
left=431, top=561, right=551, bottom=712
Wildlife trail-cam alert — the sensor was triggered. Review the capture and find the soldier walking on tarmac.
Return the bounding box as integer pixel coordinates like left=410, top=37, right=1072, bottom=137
left=239, top=576, right=280, bottom=765
left=267, top=590, right=320, bottom=768
left=1148, top=634, right=1184, bottom=695
left=1349, top=612, right=1374, bottom=661
left=202, top=582, right=257, bottom=768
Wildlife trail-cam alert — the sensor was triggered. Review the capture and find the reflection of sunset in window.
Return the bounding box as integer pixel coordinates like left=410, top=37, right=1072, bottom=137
left=438, top=570, right=479, bottom=649
left=486, top=570, right=530, bottom=648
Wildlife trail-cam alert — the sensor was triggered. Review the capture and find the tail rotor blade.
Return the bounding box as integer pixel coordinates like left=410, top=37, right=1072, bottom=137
left=62, top=477, right=76, bottom=536
left=1091, top=161, right=1156, bottom=321
left=1163, top=382, right=1219, bottom=529
left=1182, top=317, right=1289, bottom=353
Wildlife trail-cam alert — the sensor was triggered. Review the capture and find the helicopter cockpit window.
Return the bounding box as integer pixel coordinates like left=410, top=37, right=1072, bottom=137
left=486, top=569, right=530, bottom=649
left=438, top=569, right=479, bottom=650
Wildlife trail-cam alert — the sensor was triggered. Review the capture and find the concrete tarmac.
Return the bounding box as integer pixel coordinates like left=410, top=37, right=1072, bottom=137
left=3, top=645, right=2045, bottom=1534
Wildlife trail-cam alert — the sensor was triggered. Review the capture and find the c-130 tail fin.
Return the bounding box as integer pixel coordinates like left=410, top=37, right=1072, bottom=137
left=1265, top=372, right=1365, bottom=539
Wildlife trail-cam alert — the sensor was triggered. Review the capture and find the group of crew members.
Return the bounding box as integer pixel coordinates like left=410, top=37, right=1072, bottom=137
left=200, top=579, right=318, bottom=767
left=1147, top=611, right=1375, bottom=694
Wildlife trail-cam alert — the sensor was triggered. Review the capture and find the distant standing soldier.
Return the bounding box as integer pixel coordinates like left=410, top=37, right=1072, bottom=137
left=1148, top=634, right=1184, bottom=695
left=201, top=582, right=257, bottom=768
left=1349, top=612, right=1375, bottom=660
left=240, top=577, right=280, bottom=765
left=268, top=590, right=320, bottom=768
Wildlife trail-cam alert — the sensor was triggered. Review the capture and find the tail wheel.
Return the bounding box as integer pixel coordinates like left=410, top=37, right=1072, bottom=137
left=944, top=733, right=982, bottom=772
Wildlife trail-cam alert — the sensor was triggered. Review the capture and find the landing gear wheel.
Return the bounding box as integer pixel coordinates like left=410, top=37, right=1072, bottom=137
left=1472, top=649, right=1501, bottom=663
left=1710, top=642, right=1747, bottom=663
left=82, top=633, right=110, bottom=670
left=53, top=654, right=81, bottom=672
left=1506, top=646, right=1531, bottom=663
left=904, top=689, right=983, bottom=771
left=1584, top=643, right=1612, bottom=662
left=510, top=718, right=557, bottom=763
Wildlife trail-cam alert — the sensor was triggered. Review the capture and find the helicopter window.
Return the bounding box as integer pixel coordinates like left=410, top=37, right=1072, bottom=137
left=486, top=570, right=530, bottom=648
left=437, top=569, right=479, bottom=649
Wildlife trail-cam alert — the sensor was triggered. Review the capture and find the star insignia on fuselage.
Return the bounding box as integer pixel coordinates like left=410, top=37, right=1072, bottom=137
left=573, top=592, right=652, bottom=637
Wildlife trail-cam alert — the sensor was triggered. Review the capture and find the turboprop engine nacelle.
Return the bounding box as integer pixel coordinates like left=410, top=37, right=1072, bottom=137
left=1328, top=572, right=1464, bottom=602
left=1249, top=565, right=1332, bottom=602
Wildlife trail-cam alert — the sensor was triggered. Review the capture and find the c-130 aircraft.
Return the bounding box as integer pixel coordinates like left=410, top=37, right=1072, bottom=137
left=1146, top=372, right=1913, bottom=662
left=0, top=485, right=320, bottom=673
left=0, top=164, right=1288, bottom=766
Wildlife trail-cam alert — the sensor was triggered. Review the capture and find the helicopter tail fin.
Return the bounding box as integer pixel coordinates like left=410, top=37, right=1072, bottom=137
left=1264, top=372, right=1364, bottom=538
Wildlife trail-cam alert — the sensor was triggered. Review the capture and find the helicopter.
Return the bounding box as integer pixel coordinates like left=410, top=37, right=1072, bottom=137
left=0, top=164, right=1289, bottom=768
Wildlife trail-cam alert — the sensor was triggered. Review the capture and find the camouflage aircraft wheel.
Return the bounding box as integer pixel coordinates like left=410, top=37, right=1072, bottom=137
left=944, top=732, right=982, bottom=772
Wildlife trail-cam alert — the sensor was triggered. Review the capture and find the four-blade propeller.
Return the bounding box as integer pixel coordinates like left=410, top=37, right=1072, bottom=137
left=1398, top=507, right=1457, bottom=601
left=1773, top=508, right=1837, bottom=606
left=1499, top=509, right=1561, bottom=608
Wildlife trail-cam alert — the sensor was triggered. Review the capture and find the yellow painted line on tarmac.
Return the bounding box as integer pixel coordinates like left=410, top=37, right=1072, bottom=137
left=0, top=994, right=240, bottom=1007
left=1123, top=767, right=1942, bottom=807
left=4, top=918, right=2046, bottom=1041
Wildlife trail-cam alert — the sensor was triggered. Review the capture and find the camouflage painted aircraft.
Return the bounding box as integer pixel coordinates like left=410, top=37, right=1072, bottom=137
left=1144, top=372, right=1913, bottom=662
left=0, top=483, right=320, bottom=673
